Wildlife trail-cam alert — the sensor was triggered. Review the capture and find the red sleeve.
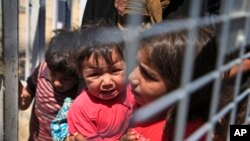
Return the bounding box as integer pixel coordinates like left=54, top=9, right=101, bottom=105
left=67, top=92, right=104, bottom=140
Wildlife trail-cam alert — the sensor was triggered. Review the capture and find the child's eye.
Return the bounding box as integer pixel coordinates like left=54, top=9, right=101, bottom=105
left=111, top=68, right=123, bottom=74
left=139, top=66, right=156, bottom=81
left=88, top=73, right=100, bottom=78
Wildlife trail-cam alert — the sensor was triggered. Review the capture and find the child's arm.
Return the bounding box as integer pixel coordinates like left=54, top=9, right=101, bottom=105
left=228, top=59, right=250, bottom=78
left=18, top=63, right=40, bottom=110
left=18, top=80, right=33, bottom=110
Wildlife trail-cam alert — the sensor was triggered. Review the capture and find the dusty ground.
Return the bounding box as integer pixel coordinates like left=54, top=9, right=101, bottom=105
left=18, top=1, right=81, bottom=140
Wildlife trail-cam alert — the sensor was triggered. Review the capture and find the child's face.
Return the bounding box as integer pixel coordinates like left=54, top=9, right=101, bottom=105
left=82, top=50, right=126, bottom=100
left=129, top=51, right=167, bottom=106
left=49, top=71, right=78, bottom=92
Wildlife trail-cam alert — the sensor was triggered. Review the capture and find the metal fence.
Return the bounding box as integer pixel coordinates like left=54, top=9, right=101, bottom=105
left=1, top=0, right=250, bottom=141
left=129, top=1, right=250, bottom=141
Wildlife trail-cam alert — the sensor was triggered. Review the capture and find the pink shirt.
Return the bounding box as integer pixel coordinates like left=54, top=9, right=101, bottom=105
left=131, top=117, right=205, bottom=141
left=131, top=118, right=166, bottom=141
left=67, top=86, right=135, bottom=141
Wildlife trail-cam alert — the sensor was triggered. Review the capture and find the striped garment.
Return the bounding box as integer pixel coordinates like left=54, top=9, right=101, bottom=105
left=27, top=62, right=78, bottom=141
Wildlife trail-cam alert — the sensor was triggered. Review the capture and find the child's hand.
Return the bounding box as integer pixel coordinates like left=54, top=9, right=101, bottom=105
left=120, top=129, right=139, bottom=141
left=18, top=80, right=33, bottom=110
left=67, top=133, right=87, bottom=141
left=114, top=0, right=128, bottom=16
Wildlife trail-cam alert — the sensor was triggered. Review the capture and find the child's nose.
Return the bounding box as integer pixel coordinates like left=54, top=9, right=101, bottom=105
left=128, top=73, right=134, bottom=82
left=103, top=75, right=112, bottom=84
left=130, top=78, right=139, bottom=86
left=53, top=80, right=62, bottom=87
left=128, top=67, right=137, bottom=81
left=101, top=75, right=113, bottom=90
left=128, top=67, right=138, bottom=84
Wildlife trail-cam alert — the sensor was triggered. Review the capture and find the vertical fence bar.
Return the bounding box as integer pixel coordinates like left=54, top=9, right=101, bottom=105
left=174, top=0, right=202, bottom=140
left=39, top=0, right=46, bottom=61
left=0, top=0, right=3, bottom=140
left=25, top=0, right=31, bottom=79
left=206, top=0, right=233, bottom=139
left=211, top=0, right=234, bottom=140
left=2, top=0, right=19, bottom=140
left=53, top=0, right=72, bottom=29
left=230, top=0, right=250, bottom=125
left=228, top=0, right=242, bottom=126
left=125, top=1, right=144, bottom=78
left=0, top=75, right=3, bottom=141
left=57, top=0, right=71, bottom=29
left=230, top=32, right=247, bottom=125
left=30, top=0, right=46, bottom=70
left=52, top=0, right=58, bottom=30
left=208, top=0, right=234, bottom=140
left=79, top=0, right=87, bottom=25
left=244, top=0, right=250, bottom=124
left=246, top=93, right=250, bottom=124
left=30, top=0, right=40, bottom=69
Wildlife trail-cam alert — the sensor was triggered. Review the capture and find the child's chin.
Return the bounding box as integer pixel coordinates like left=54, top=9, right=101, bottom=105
left=53, top=87, right=70, bottom=93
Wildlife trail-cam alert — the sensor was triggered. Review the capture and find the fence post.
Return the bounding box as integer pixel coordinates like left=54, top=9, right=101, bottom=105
left=0, top=0, right=3, bottom=140
left=79, top=0, right=87, bottom=25
left=2, top=0, right=19, bottom=140
left=0, top=75, right=3, bottom=141
left=25, top=0, right=31, bottom=79
left=53, top=0, right=72, bottom=30
left=30, top=0, right=46, bottom=71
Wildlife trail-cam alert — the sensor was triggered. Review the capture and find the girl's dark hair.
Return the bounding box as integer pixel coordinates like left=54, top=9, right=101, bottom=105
left=140, top=26, right=217, bottom=91
left=45, top=29, right=79, bottom=78
left=139, top=25, right=219, bottom=140
left=75, top=26, right=125, bottom=75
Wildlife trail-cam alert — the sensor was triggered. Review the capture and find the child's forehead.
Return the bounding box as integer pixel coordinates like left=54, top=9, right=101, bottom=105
left=48, top=69, right=76, bottom=78
left=89, top=49, right=122, bottom=60
left=83, top=58, right=125, bottom=72
left=84, top=52, right=124, bottom=66
left=138, top=48, right=151, bottom=61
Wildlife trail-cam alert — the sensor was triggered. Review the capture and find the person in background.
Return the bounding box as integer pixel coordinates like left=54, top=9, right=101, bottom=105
left=213, top=47, right=250, bottom=141
left=81, top=0, right=118, bottom=26
left=19, top=29, right=81, bottom=141
left=114, top=0, right=171, bottom=30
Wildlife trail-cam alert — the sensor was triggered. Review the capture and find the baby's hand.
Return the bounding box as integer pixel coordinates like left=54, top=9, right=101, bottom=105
left=67, top=133, right=87, bottom=141
left=120, top=129, right=141, bottom=141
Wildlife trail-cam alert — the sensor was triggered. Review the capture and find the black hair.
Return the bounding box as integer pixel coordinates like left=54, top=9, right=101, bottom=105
left=74, top=26, right=125, bottom=75
left=45, top=29, right=79, bottom=78
left=139, top=25, right=220, bottom=140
